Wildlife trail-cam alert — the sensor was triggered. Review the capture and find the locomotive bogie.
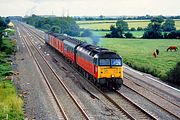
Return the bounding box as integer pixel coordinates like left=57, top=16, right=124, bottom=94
left=98, top=78, right=123, bottom=90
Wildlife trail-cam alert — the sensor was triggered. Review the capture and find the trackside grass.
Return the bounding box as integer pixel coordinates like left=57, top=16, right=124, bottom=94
left=0, top=80, right=24, bottom=120
left=76, top=37, right=180, bottom=80
left=0, top=35, right=24, bottom=119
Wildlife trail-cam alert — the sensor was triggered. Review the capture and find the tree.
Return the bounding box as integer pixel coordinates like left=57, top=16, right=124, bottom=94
left=106, top=20, right=128, bottom=38
left=42, top=24, right=51, bottom=30
left=151, top=16, right=164, bottom=23
left=0, top=17, right=6, bottom=48
left=0, top=17, right=6, bottom=29
left=164, top=30, right=180, bottom=39
left=5, top=17, right=10, bottom=24
left=137, top=27, right=143, bottom=31
left=124, top=32, right=133, bottom=38
left=110, top=25, right=116, bottom=31
left=130, top=27, right=136, bottom=31
left=116, top=20, right=129, bottom=31
left=143, top=16, right=164, bottom=39
left=116, top=20, right=128, bottom=37
left=162, top=19, right=176, bottom=32
left=24, top=16, right=80, bottom=36
left=50, top=26, right=61, bottom=33
left=58, top=17, right=80, bottom=36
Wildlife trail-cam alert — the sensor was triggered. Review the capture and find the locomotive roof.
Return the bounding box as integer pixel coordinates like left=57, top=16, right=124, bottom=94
left=48, top=32, right=83, bottom=44
left=47, top=32, right=121, bottom=59
left=95, top=52, right=121, bottom=59
left=77, top=43, right=121, bottom=58
left=79, top=43, right=108, bottom=52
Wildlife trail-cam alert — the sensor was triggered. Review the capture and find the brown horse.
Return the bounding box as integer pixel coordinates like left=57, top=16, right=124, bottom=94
left=153, top=51, right=157, bottom=58
left=167, top=46, right=178, bottom=52
left=153, top=49, right=159, bottom=58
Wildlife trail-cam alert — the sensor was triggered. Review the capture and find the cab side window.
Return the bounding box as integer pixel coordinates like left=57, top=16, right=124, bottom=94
left=93, top=58, right=98, bottom=65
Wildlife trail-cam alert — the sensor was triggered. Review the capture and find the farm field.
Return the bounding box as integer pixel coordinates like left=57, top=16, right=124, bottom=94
left=91, top=31, right=144, bottom=38
left=76, top=37, right=180, bottom=80
left=92, top=31, right=110, bottom=36
left=78, top=20, right=180, bottom=30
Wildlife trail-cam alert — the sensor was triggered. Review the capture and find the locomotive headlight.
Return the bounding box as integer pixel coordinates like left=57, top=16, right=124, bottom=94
left=111, top=74, right=114, bottom=77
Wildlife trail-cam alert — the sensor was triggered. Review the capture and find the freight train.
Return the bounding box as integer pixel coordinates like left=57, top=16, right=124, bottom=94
left=45, top=33, right=123, bottom=90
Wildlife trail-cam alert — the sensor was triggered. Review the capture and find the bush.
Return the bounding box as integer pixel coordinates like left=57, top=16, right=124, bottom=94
left=0, top=39, right=14, bottom=54
left=124, top=32, right=133, bottom=38
left=143, top=30, right=163, bottom=39
left=105, top=33, right=112, bottom=38
left=163, top=30, right=180, bottom=39
left=166, top=62, right=180, bottom=85
left=130, top=27, right=136, bottom=31
left=137, top=27, right=143, bottom=31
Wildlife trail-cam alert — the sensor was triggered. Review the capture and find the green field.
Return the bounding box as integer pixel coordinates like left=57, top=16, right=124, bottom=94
left=78, top=20, right=180, bottom=30
left=92, top=31, right=110, bottom=36
left=76, top=37, right=180, bottom=80
left=175, top=20, right=180, bottom=30
left=91, top=31, right=144, bottom=38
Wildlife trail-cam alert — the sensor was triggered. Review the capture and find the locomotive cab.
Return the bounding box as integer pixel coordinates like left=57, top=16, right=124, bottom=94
left=94, top=52, right=123, bottom=90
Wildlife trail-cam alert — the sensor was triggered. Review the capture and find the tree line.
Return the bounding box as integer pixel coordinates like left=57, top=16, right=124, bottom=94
left=74, top=15, right=180, bottom=21
left=24, top=15, right=80, bottom=36
left=0, top=17, right=9, bottom=49
left=105, top=16, right=180, bottom=39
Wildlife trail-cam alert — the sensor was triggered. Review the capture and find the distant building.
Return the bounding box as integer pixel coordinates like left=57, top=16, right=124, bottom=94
left=7, top=22, right=14, bottom=28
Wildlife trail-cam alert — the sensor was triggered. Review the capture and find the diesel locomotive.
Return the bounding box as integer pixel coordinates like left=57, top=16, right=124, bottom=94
left=45, top=33, right=123, bottom=90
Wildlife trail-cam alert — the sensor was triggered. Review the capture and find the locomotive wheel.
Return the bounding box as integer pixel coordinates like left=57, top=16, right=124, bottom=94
left=93, top=78, right=97, bottom=85
left=107, top=82, right=113, bottom=90
left=114, top=84, right=120, bottom=90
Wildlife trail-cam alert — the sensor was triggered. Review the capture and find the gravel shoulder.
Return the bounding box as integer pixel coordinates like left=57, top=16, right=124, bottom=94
left=12, top=29, right=60, bottom=120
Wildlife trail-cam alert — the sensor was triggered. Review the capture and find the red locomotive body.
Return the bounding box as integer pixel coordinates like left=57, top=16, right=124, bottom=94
left=76, top=43, right=98, bottom=78
left=46, top=33, right=64, bottom=54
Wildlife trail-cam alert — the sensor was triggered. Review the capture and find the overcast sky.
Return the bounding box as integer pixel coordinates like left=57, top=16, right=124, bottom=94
left=0, top=0, right=180, bottom=17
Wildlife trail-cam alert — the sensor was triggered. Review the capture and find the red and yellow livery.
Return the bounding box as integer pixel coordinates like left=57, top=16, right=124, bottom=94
left=45, top=33, right=123, bottom=90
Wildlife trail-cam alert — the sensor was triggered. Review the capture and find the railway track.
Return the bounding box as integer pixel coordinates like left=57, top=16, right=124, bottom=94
left=123, top=74, right=180, bottom=120
left=17, top=23, right=94, bottom=120
left=18, top=22, right=180, bottom=120
left=20, top=23, right=157, bottom=119
left=124, top=71, right=180, bottom=104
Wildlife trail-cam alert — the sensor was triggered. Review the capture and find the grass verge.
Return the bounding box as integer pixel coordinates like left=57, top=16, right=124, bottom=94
left=0, top=35, right=24, bottom=119
left=0, top=80, right=24, bottom=120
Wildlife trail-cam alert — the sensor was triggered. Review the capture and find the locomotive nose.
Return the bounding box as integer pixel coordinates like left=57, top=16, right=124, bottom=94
left=99, top=66, right=122, bottom=78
